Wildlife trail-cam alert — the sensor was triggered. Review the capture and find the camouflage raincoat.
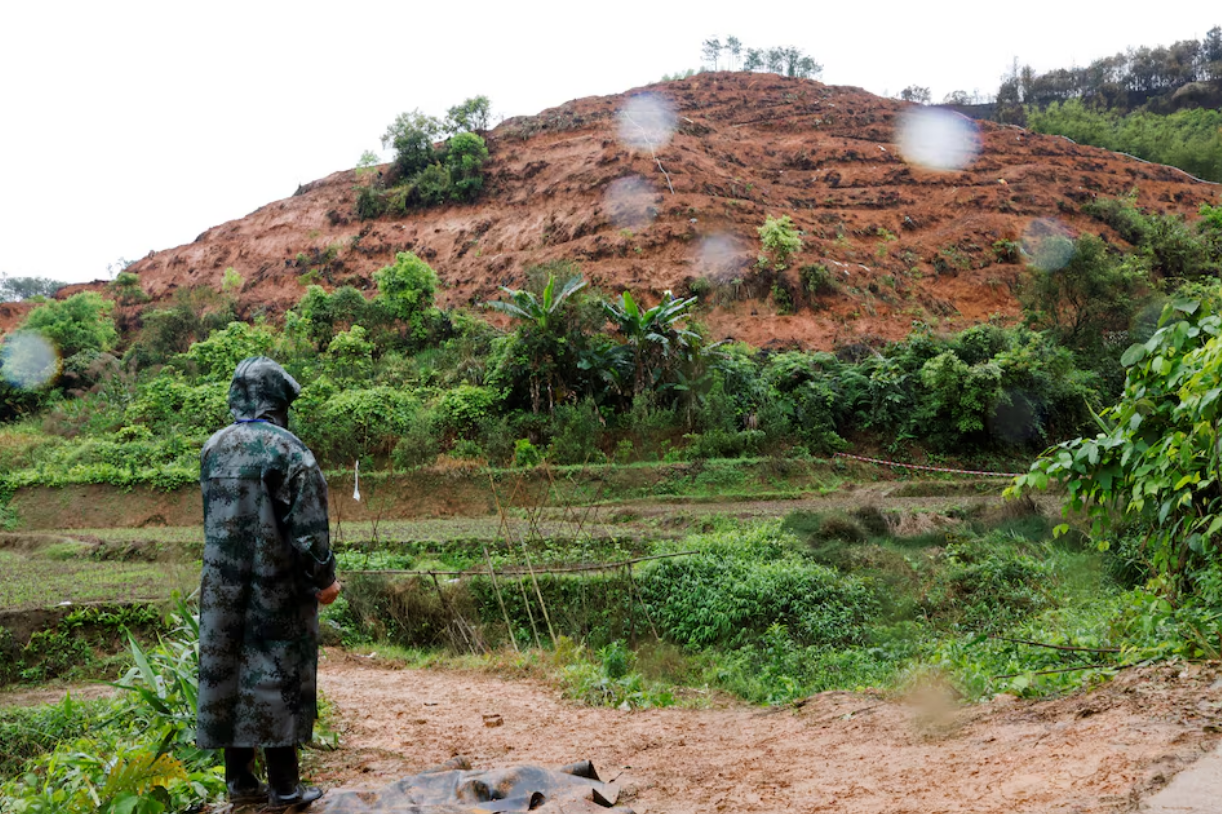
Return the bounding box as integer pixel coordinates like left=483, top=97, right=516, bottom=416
left=197, top=357, right=335, bottom=749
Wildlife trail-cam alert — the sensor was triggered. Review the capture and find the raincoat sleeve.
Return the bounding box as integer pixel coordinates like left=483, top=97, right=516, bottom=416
left=274, top=450, right=335, bottom=592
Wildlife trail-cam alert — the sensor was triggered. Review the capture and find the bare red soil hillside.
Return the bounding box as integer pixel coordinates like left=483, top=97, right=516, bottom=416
left=67, top=73, right=1222, bottom=349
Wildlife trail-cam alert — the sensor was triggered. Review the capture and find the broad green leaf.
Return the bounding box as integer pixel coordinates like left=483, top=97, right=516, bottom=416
left=1120, top=344, right=1147, bottom=366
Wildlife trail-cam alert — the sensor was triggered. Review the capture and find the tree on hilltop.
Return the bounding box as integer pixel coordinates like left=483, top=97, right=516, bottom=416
left=701, top=37, right=821, bottom=78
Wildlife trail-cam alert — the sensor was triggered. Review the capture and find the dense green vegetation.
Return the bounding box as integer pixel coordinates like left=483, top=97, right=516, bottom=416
left=1027, top=102, right=1222, bottom=182
left=324, top=504, right=1136, bottom=706
left=3, top=193, right=1222, bottom=809
left=1, top=604, right=252, bottom=813
left=1012, top=287, right=1222, bottom=656
left=0, top=196, right=1219, bottom=504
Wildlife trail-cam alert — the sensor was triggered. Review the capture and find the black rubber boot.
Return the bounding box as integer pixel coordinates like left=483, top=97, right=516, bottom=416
left=265, top=746, right=323, bottom=810
left=223, top=747, right=268, bottom=804
left=266, top=784, right=324, bottom=810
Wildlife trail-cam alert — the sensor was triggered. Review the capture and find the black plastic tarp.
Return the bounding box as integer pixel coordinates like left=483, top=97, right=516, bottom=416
left=314, top=757, right=634, bottom=813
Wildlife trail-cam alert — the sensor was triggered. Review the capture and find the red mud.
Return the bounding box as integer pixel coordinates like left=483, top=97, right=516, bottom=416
left=42, top=72, right=1219, bottom=350
left=315, top=652, right=1222, bottom=814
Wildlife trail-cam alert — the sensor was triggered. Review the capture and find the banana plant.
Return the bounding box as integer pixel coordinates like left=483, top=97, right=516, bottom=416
left=602, top=290, right=701, bottom=397
left=484, top=273, right=589, bottom=413
left=485, top=273, right=587, bottom=333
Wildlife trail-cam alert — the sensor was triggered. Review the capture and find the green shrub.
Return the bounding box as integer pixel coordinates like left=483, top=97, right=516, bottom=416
left=296, top=385, right=420, bottom=464
left=445, top=96, right=491, bottom=134
left=851, top=506, right=891, bottom=537
left=758, top=214, right=803, bottom=270
left=373, top=252, right=439, bottom=346
left=546, top=400, right=606, bottom=464
left=183, top=321, right=275, bottom=381
left=382, top=109, right=442, bottom=179
left=19, top=292, right=117, bottom=360
left=436, top=384, right=500, bottom=436
left=415, top=163, right=453, bottom=206
left=682, top=429, right=764, bottom=460
left=919, top=351, right=1003, bottom=436
left=132, top=287, right=238, bottom=367
left=323, top=325, right=375, bottom=383
left=355, top=185, right=387, bottom=220
left=110, top=272, right=149, bottom=305
left=124, top=375, right=229, bottom=437
left=920, top=535, right=1054, bottom=631
left=799, top=263, right=836, bottom=297
left=637, top=542, right=877, bottom=648
left=513, top=438, right=542, bottom=467
left=445, top=132, right=489, bottom=202
left=813, top=513, right=866, bottom=543
left=391, top=409, right=440, bottom=469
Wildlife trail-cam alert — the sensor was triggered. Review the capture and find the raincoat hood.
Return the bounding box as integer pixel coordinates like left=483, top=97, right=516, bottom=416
left=228, top=356, right=302, bottom=422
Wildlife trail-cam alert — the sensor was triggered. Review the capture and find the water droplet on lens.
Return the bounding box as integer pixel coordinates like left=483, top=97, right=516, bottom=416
left=603, top=176, right=658, bottom=231
left=897, top=107, right=980, bottom=172
left=695, top=234, right=749, bottom=282
left=1022, top=218, right=1076, bottom=272
left=617, top=94, right=677, bottom=152
left=0, top=331, right=61, bottom=390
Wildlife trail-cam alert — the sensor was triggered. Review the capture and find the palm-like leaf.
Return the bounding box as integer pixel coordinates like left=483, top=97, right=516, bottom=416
left=485, top=275, right=587, bottom=332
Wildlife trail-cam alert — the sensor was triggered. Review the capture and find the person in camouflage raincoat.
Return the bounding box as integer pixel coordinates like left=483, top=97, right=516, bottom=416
left=198, top=356, right=340, bottom=808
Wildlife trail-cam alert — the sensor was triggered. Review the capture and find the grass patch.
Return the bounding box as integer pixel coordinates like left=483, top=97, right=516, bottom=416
left=0, top=549, right=193, bottom=612
left=0, top=694, right=117, bottom=777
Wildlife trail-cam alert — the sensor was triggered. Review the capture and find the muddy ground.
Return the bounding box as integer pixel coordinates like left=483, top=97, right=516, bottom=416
left=313, top=652, right=1222, bottom=814
left=4, top=644, right=1218, bottom=812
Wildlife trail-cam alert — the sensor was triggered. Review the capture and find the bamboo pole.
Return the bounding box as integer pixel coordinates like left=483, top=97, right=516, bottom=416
left=484, top=545, right=519, bottom=653
left=627, top=561, right=660, bottom=640
left=489, top=471, right=541, bottom=649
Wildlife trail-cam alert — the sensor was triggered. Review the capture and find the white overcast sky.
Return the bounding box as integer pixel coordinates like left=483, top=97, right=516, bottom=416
left=1, top=1, right=1217, bottom=284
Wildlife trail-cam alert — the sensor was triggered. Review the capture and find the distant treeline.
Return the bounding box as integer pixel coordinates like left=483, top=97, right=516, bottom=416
left=998, top=26, right=1222, bottom=118
left=974, top=27, right=1222, bottom=182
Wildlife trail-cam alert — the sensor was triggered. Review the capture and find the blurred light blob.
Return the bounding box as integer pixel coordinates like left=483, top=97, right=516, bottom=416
left=0, top=331, right=60, bottom=390
left=696, top=234, right=748, bottom=282
left=896, top=107, right=980, bottom=172
left=617, top=94, right=677, bottom=151
left=987, top=389, right=1039, bottom=445
left=1022, top=218, right=1076, bottom=271
left=604, top=175, right=658, bottom=231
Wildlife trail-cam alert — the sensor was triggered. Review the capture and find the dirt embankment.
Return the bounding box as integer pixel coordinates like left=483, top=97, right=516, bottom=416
left=6, top=461, right=1011, bottom=530
left=44, top=72, right=1217, bottom=351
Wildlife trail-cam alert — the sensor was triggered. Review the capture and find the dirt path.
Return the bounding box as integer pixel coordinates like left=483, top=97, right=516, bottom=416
left=314, top=652, right=1222, bottom=814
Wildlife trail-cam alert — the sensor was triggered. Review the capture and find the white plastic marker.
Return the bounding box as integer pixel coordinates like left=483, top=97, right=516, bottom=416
left=353, top=460, right=361, bottom=502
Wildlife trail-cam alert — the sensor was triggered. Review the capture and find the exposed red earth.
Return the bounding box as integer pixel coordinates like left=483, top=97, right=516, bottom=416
left=30, top=72, right=1221, bottom=350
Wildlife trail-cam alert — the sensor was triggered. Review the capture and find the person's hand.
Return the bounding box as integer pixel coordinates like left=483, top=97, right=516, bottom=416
left=317, top=581, right=341, bottom=605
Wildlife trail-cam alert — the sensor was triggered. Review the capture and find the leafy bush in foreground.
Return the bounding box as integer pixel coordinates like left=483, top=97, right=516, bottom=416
left=0, top=602, right=225, bottom=814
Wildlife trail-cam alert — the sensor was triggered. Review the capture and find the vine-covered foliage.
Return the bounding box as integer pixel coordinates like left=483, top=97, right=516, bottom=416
left=1011, top=293, right=1222, bottom=591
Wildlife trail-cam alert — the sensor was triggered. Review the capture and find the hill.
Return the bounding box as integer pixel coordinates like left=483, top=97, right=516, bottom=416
left=59, top=73, right=1222, bottom=349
